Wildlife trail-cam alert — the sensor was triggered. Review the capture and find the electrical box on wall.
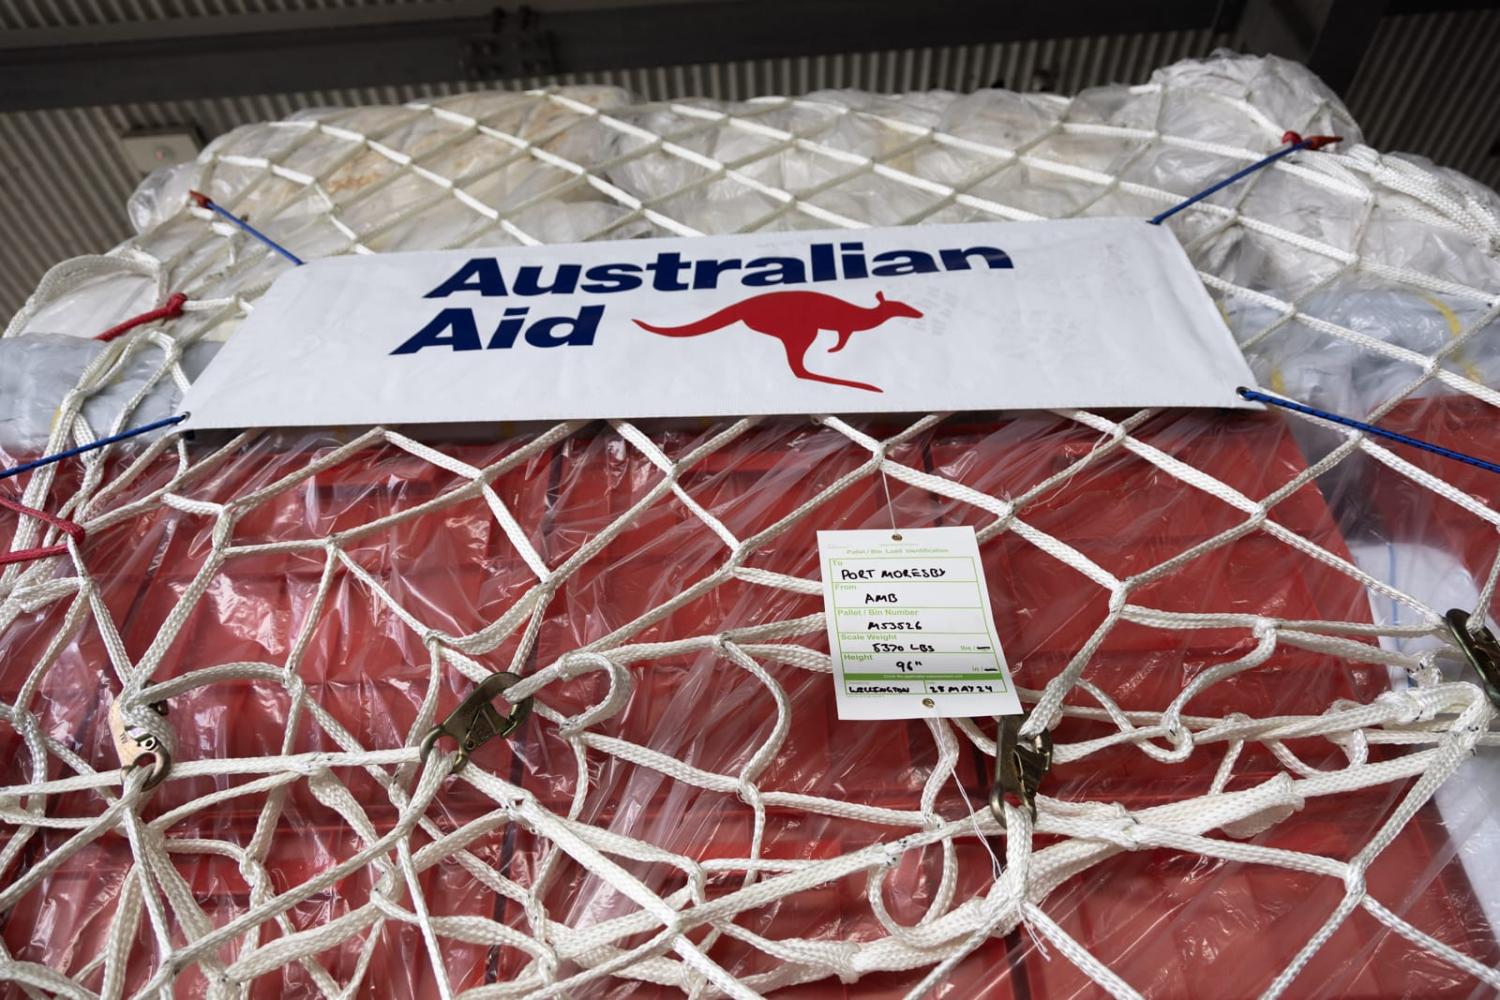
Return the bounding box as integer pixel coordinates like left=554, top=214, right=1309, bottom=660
left=119, top=127, right=201, bottom=174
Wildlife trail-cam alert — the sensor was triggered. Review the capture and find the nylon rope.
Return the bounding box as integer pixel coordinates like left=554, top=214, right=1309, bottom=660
left=0, top=81, right=1497, bottom=999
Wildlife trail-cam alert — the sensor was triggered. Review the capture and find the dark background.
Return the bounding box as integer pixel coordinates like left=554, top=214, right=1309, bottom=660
left=2, top=0, right=1497, bottom=319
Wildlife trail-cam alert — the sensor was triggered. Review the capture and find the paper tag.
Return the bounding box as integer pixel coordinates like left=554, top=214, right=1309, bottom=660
left=817, top=526, right=1022, bottom=720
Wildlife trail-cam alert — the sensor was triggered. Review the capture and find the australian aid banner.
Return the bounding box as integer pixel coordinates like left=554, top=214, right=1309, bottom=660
left=180, top=218, right=1256, bottom=429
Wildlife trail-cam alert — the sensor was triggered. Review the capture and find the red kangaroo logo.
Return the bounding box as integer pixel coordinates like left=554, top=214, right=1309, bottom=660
left=633, top=290, right=923, bottom=393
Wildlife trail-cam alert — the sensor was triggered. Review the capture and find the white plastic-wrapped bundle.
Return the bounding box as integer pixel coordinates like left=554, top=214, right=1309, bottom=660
left=2, top=53, right=1499, bottom=998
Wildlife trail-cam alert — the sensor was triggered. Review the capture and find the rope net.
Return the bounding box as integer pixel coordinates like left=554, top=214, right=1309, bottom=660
left=3, top=53, right=1499, bottom=998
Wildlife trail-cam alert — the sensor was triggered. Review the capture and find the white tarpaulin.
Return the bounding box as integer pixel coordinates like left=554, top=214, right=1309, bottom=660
left=180, top=218, right=1256, bottom=429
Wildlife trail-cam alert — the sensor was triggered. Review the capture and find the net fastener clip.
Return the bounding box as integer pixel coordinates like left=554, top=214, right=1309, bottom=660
left=108, top=699, right=170, bottom=791
left=421, top=672, right=533, bottom=773
left=990, top=714, right=1053, bottom=828
left=1444, top=608, right=1500, bottom=709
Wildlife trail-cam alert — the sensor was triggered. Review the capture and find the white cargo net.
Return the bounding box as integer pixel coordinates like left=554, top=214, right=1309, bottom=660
left=3, top=53, right=1500, bottom=998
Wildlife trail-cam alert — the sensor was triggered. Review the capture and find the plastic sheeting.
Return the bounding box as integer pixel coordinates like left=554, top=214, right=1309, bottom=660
left=0, top=335, right=218, bottom=455
left=5, top=416, right=1491, bottom=998
left=3, top=52, right=1499, bottom=998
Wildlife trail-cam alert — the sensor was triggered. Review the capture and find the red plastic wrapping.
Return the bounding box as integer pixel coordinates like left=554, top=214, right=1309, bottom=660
left=1369, top=397, right=1500, bottom=622
left=3, top=410, right=1495, bottom=997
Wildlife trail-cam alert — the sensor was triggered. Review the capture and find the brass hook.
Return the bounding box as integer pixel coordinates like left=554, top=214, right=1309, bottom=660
left=420, top=672, right=533, bottom=773
left=108, top=699, right=170, bottom=791
left=989, top=713, right=1052, bottom=829
left=1445, top=608, right=1500, bottom=709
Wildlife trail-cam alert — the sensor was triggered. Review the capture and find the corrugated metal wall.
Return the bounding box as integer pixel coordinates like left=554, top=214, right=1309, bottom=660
left=1343, top=7, right=1500, bottom=187
left=0, top=0, right=422, bottom=31
left=2, top=9, right=1497, bottom=322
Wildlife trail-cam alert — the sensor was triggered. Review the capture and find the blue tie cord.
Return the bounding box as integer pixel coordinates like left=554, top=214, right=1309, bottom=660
left=189, top=190, right=305, bottom=266
left=1238, top=387, right=1500, bottom=477
left=1149, top=131, right=1342, bottom=226
left=0, top=414, right=191, bottom=483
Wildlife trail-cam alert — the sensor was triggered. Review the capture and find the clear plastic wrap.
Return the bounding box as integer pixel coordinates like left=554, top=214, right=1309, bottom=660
left=2, top=53, right=1498, bottom=998
left=0, top=334, right=218, bottom=454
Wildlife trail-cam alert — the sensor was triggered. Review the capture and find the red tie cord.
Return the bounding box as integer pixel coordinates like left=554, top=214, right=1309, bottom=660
left=0, top=492, right=86, bottom=567
left=1281, top=130, right=1343, bottom=150
left=95, top=292, right=188, bottom=343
